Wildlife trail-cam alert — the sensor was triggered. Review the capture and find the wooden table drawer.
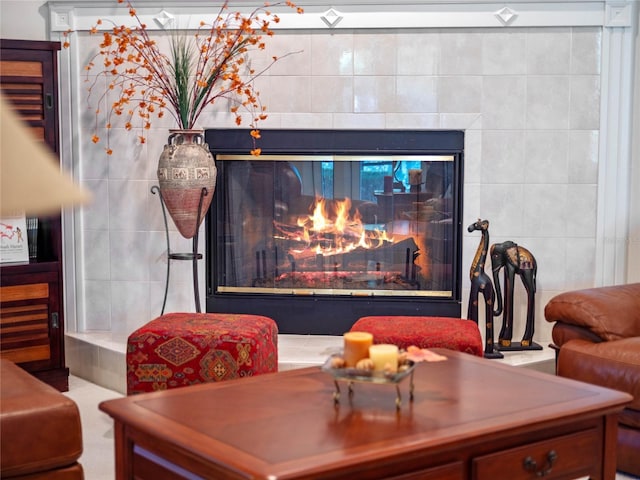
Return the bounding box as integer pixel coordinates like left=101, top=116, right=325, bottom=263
left=473, top=429, right=599, bottom=480
left=388, top=461, right=463, bottom=480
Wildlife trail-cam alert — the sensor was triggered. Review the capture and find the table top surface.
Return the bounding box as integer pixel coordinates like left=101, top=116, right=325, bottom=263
left=100, top=350, right=630, bottom=479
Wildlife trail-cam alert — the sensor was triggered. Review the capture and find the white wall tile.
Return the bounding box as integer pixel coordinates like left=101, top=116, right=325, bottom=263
left=254, top=34, right=313, bottom=76
left=439, top=31, right=484, bottom=75
left=385, top=113, right=440, bottom=129
left=570, top=75, right=601, bottom=130
left=526, top=28, right=571, bottom=75
left=108, top=180, right=153, bottom=232
left=266, top=76, right=312, bottom=112
left=481, top=76, right=526, bottom=130
left=353, top=76, right=396, bottom=113
left=311, top=33, right=354, bottom=76
left=159, top=278, right=198, bottom=317
left=564, top=238, right=596, bottom=288
left=83, top=229, right=111, bottom=281
left=463, top=130, right=482, bottom=184
left=333, top=113, right=385, bottom=129
left=482, top=30, right=527, bottom=75
left=106, top=136, right=147, bottom=180
left=108, top=230, right=150, bottom=282
left=396, top=76, right=438, bottom=113
left=354, top=32, right=397, bottom=75
left=462, top=183, right=481, bottom=228
left=568, top=130, right=599, bottom=184
left=481, top=130, right=525, bottom=184
left=397, top=32, right=439, bottom=75
left=571, top=27, right=601, bottom=75
left=81, top=179, right=110, bottom=231
left=524, top=131, right=569, bottom=184
left=147, top=230, right=169, bottom=284
left=479, top=184, right=525, bottom=237
left=440, top=113, right=482, bottom=130
left=526, top=76, right=570, bottom=130
left=311, top=76, right=353, bottom=113
left=564, top=185, right=598, bottom=237
left=438, top=76, right=482, bottom=113
left=279, top=112, right=333, bottom=129
left=79, top=136, right=109, bottom=181
left=110, top=281, right=151, bottom=334
left=522, top=184, right=568, bottom=237
left=83, top=281, right=112, bottom=330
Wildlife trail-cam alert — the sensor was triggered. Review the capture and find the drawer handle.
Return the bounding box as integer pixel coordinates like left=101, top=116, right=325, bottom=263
left=523, top=450, right=557, bottom=477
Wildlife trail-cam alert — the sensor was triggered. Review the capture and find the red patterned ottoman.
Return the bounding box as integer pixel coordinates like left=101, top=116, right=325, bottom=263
left=351, top=316, right=483, bottom=357
left=127, top=313, right=278, bottom=395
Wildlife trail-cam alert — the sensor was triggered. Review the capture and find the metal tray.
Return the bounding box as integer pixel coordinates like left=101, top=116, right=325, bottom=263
left=321, top=354, right=416, bottom=408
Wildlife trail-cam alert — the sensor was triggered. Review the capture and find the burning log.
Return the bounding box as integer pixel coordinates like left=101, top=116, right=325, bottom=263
left=280, top=236, right=420, bottom=271
left=273, top=220, right=391, bottom=252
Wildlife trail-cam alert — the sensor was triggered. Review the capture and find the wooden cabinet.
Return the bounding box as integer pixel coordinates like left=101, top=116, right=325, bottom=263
left=0, top=39, right=68, bottom=391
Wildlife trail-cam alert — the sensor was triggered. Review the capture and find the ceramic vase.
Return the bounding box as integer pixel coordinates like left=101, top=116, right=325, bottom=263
left=157, top=129, right=217, bottom=239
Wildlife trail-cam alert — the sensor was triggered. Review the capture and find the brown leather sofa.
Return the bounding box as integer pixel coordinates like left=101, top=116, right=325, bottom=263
left=0, top=359, right=84, bottom=479
left=544, top=283, right=640, bottom=476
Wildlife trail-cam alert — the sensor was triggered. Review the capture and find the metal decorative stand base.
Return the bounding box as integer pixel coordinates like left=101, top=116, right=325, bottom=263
left=496, top=341, right=543, bottom=352
left=331, top=371, right=415, bottom=410
left=483, top=345, right=504, bottom=359
left=151, top=185, right=208, bottom=315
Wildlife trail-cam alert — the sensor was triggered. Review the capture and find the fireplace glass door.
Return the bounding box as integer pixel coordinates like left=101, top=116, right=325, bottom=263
left=215, top=154, right=456, bottom=296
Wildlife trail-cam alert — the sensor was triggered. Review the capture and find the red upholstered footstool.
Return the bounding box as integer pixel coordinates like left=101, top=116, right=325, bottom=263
left=351, top=316, right=483, bottom=357
left=127, top=313, right=278, bottom=395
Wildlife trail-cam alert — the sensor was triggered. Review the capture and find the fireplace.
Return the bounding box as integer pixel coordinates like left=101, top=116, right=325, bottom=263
left=205, top=129, right=464, bottom=334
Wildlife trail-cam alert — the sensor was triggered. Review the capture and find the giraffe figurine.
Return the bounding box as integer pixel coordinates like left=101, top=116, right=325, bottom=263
left=467, top=219, right=503, bottom=359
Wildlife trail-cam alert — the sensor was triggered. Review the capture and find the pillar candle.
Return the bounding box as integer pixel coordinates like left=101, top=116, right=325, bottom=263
left=343, top=332, right=373, bottom=367
left=368, top=344, right=399, bottom=372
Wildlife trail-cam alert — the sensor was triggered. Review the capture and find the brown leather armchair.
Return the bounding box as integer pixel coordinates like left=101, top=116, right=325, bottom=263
left=544, top=283, right=640, bottom=476
left=0, top=359, right=84, bottom=479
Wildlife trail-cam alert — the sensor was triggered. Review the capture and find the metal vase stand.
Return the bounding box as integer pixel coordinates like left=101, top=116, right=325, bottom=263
left=151, top=185, right=208, bottom=315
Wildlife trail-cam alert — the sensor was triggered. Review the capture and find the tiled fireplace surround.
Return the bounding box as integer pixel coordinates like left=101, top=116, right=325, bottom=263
left=48, top=0, right=638, bottom=394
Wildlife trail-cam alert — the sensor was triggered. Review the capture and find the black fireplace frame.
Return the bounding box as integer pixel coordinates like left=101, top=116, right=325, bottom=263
left=205, top=128, right=464, bottom=334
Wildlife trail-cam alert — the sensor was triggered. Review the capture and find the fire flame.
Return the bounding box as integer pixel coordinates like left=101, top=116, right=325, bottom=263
left=293, top=197, right=392, bottom=255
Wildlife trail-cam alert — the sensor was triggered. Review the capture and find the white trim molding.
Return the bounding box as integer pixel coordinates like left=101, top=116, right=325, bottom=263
left=596, top=0, right=637, bottom=285
left=49, top=1, right=608, bottom=32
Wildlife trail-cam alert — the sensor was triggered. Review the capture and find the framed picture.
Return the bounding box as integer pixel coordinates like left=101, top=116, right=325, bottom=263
left=1, top=213, right=29, bottom=264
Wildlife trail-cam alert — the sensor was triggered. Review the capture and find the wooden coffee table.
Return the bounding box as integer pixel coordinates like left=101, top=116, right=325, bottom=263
left=100, top=350, right=630, bottom=479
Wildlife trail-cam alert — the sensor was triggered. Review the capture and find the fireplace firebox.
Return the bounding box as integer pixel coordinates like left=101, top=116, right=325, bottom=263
left=205, top=129, right=464, bottom=334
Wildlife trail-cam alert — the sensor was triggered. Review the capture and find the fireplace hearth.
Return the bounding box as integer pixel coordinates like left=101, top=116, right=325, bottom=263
left=205, top=129, right=464, bottom=334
